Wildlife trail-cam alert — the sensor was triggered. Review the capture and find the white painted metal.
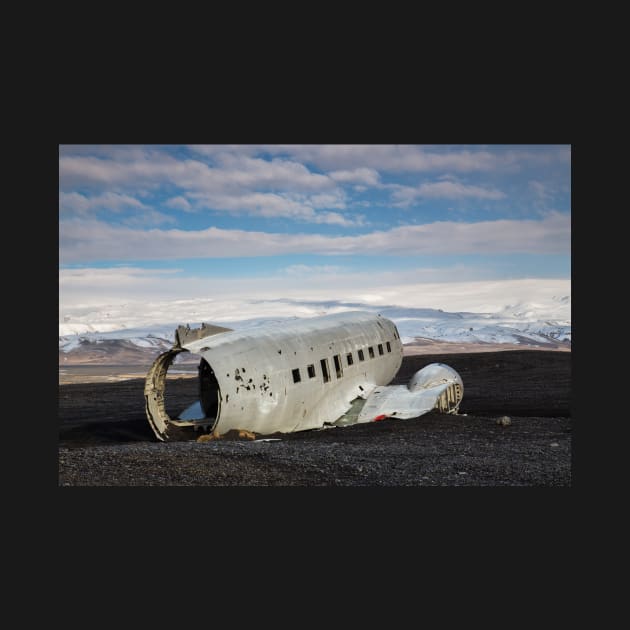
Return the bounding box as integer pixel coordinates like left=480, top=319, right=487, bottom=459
left=180, top=311, right=403, bottom=435
left=145, top=311, right=464, bottom=441
left=357, top=363, right=463, bottom=422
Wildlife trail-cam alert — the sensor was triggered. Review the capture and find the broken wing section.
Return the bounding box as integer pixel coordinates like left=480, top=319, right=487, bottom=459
left=357, top=363, right=463, bottom=423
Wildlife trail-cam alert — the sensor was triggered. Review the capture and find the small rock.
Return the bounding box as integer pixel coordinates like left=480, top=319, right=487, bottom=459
left=550, top=442, right=559, bottom=447
left=458, top=471, right=467, bottom=475
left=496, top=416, right=512, bottom=426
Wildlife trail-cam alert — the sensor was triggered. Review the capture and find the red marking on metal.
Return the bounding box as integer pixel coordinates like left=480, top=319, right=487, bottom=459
left=373, top=414, right=387, bottom=422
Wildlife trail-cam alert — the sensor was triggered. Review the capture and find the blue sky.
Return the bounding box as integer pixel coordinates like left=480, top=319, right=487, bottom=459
left=59, top=144, right=570, bottom=316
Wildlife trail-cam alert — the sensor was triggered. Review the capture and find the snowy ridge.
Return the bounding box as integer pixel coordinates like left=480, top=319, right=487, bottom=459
left=59, top=295, right=570, bottom=356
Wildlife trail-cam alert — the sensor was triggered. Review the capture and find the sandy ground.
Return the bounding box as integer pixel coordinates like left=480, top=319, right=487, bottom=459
left=58, top=350, right=571, bottom=486
left=58, top=366, right=197, bottom=385
left=58, top=340, right=570, bottom=384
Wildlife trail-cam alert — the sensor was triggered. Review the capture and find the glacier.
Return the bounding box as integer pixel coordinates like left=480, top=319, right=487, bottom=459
left=59, top=295, right=571, bottom=354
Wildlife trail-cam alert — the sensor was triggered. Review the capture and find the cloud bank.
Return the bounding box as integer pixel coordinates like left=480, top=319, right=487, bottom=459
left=60, top=211, right=569, bottom=263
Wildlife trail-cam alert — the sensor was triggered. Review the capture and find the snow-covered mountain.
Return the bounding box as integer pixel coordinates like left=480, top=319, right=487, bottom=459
left=59, top=295, right=570, bottom=364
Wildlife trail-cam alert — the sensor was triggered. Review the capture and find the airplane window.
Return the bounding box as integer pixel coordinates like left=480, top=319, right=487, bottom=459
left=386, top=341, right=391, bottom=352
left=368, top=346, right=375, bottom=359
left=292, top=368, right=301, bottom=383
left=320, top=358, right=330, bottom=383
left=307, top=364, right=316, bottom=378
left=378, top=343, right=384, bottom=355
left=333, top=354, right=343, bottom=378
left=358, top=349, right=365, bottom=361
left=346, top=352, right=354, bottom=366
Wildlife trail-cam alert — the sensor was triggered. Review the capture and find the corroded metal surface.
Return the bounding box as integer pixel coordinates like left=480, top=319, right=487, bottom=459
left=357, top=363, right=463, bottom=422
left=182, top=311, right=403, bottom=435
left=144, top=311, right=463, bottom=441
left=144, top=347, right=183, bottom=441
left=175, top=323, right=233, bottom=347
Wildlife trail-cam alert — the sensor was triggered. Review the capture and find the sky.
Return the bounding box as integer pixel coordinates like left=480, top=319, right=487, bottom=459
left=59, top=144, right=571, bottom=327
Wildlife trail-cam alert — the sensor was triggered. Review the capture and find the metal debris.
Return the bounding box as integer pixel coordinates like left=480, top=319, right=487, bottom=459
left=145, top=312, right=463, bottom=441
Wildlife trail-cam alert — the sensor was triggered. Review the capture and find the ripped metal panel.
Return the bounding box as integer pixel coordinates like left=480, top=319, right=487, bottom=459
left=144, top=312, right=465, bottom=441
left=358, top=363, right=464, bottom=422
left=175, top=323, right=233, bottom=347
left=358, top=363, right=463, bottom=422
left=358, top=382, right=462, bottom=421
left=145, top=312, right=403, bottom=440
left=181, top=311, right=403, bottom=435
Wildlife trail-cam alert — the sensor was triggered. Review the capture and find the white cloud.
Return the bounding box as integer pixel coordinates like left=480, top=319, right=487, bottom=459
left=165, top=196, right=193, bottom=211
left=314, top=211, right=362, bottom=226
left=259, top=145, right=570, bottom=173
left=307, top=191, right=347, bottom=209
left=59, top=145, right=156, bottom=161
left=186, top=145, right=258, bottom=158
left=257, top=145, right=510, bottom=172
left=328, top=168, right=381, bottom=185
left=59, top=212, right=570, bottom=263
left=59, top=153, right=335, bottom=194
left=59, top=150, right=361, bottom=226
left=528, top=180, right=567, bottom=215
left=61, top=146, right=571, bottom=194
left=529, top=180, right=554, bottom=203
left=283, top=264, right=344, bottom=276
left=59, top=145, right=570, bottom=230
left=122, top=211, right=177, bottom=226
left=60, top=266, right=183, bottom=286
left=59, top=191, right=150, bottom=215
left=391, top=180, right=506, bottom=205
left=187, top=191, right=359, bottom=225
left=59, top=154, right=178, bottom=188
left=209, top=155, right=333, bottom=191
left=58, top=191, right=175, bottom=226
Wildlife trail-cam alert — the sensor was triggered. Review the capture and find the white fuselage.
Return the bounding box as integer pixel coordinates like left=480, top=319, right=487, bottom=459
left=181, top=311, right=403, bottom=434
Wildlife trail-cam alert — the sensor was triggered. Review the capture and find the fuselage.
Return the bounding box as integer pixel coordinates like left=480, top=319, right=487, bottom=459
left=181, top=311, right=403, bottom=434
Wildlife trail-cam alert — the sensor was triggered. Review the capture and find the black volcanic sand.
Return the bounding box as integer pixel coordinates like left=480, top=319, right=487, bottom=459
left=58, top=350, right=571, bottom=486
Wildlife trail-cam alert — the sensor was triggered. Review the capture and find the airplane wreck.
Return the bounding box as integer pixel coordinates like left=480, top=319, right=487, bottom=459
left=144, top=311, right=463, bottom=441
